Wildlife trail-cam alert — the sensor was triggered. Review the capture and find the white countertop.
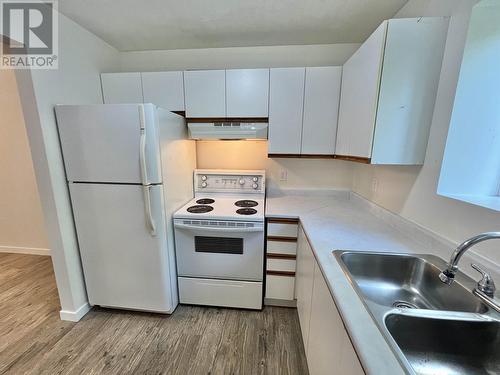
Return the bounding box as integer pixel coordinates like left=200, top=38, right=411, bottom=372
left=265, top=188, right=454, bottom=375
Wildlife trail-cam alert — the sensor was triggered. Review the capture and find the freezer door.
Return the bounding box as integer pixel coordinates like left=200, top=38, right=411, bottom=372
left=69, top=183, right=176, bottom=312
left=56, top=104, right=162, bottom=184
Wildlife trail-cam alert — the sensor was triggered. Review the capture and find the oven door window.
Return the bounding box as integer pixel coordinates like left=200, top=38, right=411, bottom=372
left=194, top=236, right=244, bottom=255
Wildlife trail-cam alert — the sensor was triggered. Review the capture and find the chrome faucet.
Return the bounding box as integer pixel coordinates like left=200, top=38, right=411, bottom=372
left=439, top=232, right=500, bottom=312
left=439, top=232, right=500, bottom=287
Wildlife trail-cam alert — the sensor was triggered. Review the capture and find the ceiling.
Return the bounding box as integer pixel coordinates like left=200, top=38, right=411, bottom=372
left=58, top=0, right=408, bottom=52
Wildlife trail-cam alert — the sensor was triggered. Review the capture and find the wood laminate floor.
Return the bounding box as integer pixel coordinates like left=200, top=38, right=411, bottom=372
left=0, top=253, right=309, bottom=375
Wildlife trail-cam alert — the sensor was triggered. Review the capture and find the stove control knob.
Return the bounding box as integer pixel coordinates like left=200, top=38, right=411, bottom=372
left=252, top=183, right=258, bottom=189
left=252, top=177, right=258, bottom=182
left=239, top=179, right=245, bottom=185
left=201, top=182, right=207, bottom=188
left=201, top=175, right=207, bottom=181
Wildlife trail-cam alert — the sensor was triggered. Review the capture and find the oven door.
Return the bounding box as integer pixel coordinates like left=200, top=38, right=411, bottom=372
left=174, top=219, right=264, bottom=281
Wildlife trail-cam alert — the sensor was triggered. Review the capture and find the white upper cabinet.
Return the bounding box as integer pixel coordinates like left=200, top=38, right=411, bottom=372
left=268, top=68, right=305, bottom=154
left=184, top=70, right=226, bottom=118
left=101, top=71, right=186, bottom=112
left=141, top=71, right=185, bottom=111
left=302, top=66, right=342, bottom=155
left=101, top=73, right=143, bottom=104
left=336, top=17, right=449, bottom=164
left=336, top=22, right=387, bottom=159
left=226, top=69, right=269, bottom=117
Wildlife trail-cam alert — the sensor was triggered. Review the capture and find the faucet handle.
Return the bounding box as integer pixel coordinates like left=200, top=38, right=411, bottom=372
left=471, top=263, right=496, bottom=297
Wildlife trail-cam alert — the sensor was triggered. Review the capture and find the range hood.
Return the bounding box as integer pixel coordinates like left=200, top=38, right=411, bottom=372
left=187, top=121, right=268, bottom=140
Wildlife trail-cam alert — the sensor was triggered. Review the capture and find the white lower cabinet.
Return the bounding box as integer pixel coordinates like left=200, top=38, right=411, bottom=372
left=295, top=227, right=315, bottom=347
left=296, top=225, right=364, bottom=375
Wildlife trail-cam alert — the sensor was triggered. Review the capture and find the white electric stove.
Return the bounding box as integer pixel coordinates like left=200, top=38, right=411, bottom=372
left=173, top=169, right=265, bottom=310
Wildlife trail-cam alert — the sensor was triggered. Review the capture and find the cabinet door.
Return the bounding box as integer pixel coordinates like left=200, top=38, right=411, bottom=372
left=295, top=227, right=316, bottom=351
left=371, top=18, right=448, bottom=165
left=226, top=69, right=269, bottom=117
left=307, top=260, right=345, bottom=375
left=142, top=71, right=185, bottom=111
left=302, top=66, right=342, bottom=155
left=336, top=22, right=387, bottom=158
left=184, top=70, right=225, bottom=118
left=268, top=68, right=305, bottom=154
left=101, top=73, right=143, bottom=104
left=339, top=332, right=365, bottom=375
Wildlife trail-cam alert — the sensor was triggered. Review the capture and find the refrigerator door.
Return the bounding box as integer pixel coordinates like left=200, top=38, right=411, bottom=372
left=56, top=104, right=162, bottom=184
left=69, top=182, right=175, bottom=313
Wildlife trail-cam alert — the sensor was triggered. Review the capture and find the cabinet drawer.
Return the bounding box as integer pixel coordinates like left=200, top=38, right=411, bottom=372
left=265, top=275, right=295, bottom=300
left=267, top=258, right=297, bottom=273
left=267, top=240, right=297, bottom=256
left=267, top=222, right=298, bottom=238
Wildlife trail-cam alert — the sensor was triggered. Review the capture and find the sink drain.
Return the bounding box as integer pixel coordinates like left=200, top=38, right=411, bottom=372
left=393, top=301, right=418, bottom=309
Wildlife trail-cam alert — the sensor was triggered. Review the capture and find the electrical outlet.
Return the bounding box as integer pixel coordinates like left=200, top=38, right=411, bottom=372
left=280, top=169, right=288, bottom=181
left=371, top=178, right=379, bottom=193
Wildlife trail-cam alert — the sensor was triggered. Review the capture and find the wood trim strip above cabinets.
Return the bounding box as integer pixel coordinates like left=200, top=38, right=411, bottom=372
left=268, top=154, right=335, bottom=159
left=267, top=236, right=297, bottom=242
left=171, top=110, right=186, bottom=117
left=333, top=154, right=371, bottom=164
left=186, top=117, right=268, bottom=123
left=267, top=218, right=299, bottom=224
left=266, top=270, right=296, bottom=277
left=267, top=253, right=297, bottom=260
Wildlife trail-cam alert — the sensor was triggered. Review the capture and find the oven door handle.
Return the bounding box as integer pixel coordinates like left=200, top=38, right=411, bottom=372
left=174, top=222, right=263, bottom=233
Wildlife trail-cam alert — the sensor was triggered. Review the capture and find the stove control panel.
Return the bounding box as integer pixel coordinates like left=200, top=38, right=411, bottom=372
left=194, top=170, right=265, bottom=194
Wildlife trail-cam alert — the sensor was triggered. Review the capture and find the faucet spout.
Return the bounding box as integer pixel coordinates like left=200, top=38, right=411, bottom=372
left=439, top=232, right=500, bottom=285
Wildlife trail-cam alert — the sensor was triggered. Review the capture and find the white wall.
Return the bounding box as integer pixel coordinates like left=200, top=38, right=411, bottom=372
left=118, top=44, right=359, bottom=72
left=352, top=0, right=500, bottom=268
left=15, top=12, right=120, bottom=320
left=0, top=67, right=49, bottom=255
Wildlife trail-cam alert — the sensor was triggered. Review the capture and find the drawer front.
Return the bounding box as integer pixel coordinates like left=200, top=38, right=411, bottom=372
left=265, top=275, right=295, bottom=300
left=178, top=277, right=263, bottom=309
left=268, top=222, right=298, bottom=238
left=266, top=240, right=297, bottom=256
left=267, top=258, right=296, bottom=273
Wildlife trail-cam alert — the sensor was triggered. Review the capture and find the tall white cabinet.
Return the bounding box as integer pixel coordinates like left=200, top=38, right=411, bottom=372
left=336, top=17, right=449, bottom=164
left=268, top=66, right=342, bottom=156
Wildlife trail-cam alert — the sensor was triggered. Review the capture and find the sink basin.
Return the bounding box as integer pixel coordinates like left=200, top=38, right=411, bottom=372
left=385, top=314, right=500, bottom=374
left=334, top=250, right=499, bottom=374
left=338, top=252, right=488, bottom=313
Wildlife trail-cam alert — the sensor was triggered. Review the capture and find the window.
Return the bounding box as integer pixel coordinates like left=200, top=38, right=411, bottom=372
left=438, top=0, right=500, bottom=211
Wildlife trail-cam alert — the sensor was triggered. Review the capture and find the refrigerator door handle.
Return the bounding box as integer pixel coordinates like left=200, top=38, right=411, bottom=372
left=139, top=105, right=149, bottom=186
left=142, top=185, right=157, bottom=236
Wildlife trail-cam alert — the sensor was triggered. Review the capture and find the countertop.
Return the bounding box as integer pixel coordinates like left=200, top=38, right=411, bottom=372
left=265, top=188, right=456, bottom=375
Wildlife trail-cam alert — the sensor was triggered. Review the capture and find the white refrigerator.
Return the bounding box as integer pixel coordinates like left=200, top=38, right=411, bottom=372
left=55, top=103, right=196, bottom=313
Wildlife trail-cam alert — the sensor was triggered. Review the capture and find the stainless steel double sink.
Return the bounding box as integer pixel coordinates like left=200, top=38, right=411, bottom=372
left=334, top=251, right=500, bottom=375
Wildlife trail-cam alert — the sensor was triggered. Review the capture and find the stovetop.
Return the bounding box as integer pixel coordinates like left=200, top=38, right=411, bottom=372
left=174, top=169, right=266, bottom=222
left=174, top=195, right=265, bottom=222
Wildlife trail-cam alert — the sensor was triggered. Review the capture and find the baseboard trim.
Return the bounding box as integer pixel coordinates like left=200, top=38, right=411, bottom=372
left=264, top=298, right=297, bottom=308
left=59, top=303, right=92, bottom=322
left=0, top=245, right=50, bottom=256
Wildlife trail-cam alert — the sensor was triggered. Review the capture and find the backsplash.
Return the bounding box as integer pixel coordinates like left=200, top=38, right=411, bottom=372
left=195, top=140, right=353, bottom=190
